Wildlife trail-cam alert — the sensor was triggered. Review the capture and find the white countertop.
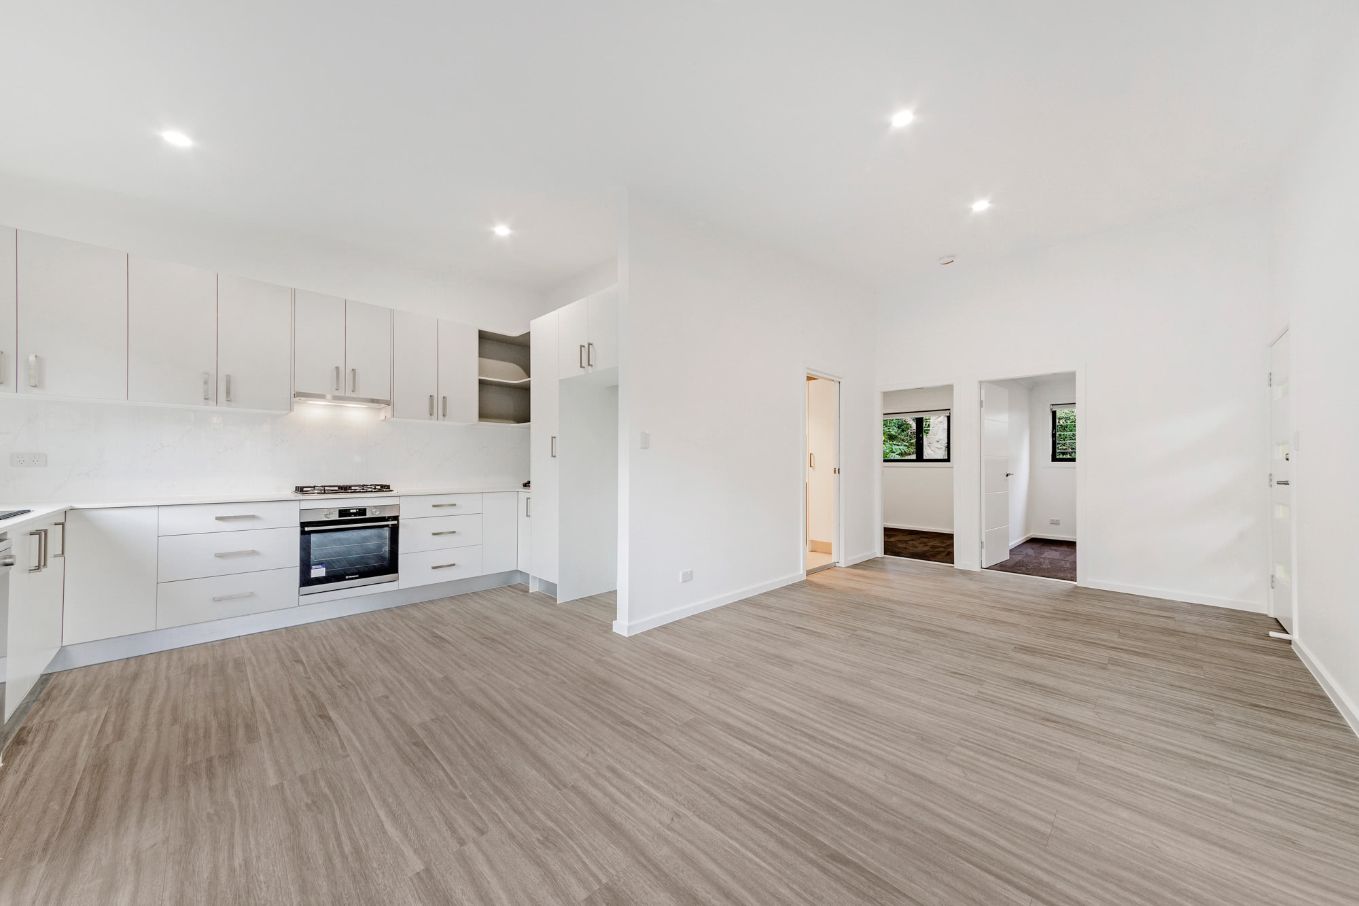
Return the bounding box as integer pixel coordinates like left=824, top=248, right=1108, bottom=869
left=0, top=486, right=531, bottom=534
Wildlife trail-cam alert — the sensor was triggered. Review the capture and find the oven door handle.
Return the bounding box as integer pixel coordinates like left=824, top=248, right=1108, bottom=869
left=302, top=520, right=399, bottom=533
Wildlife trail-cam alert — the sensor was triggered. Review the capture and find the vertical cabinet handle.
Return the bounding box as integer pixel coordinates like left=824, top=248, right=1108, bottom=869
left=428, top=394, right=435, bottom=417
left=441, top=396, right=448, bottom=418
left=578, top=344, right=586, bottom=370
left=525, top=496, right=531, bottom=517
left=224, top=373, right=233, bottom=403
left=28, top=528, right=48, bottom=573
left=334, top=365, right=341, bottom=391
left=550, top=435, right=558, bottom=458
left=202, top=371, right=211, bottom=401
left=587, top=342, right=595, bottom=367
left=27, top=353, right=40, bottom=388
left=350, top=368, right=357, bottom=392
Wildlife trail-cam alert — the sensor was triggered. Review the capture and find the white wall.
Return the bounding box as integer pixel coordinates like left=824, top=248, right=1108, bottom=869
left=1025, top=375, right=1077, bottom=542
left=1272, top=43, right=1359, bottom=732
left=878, top=200, right=1272, bottom=611
left=806, top=377, right=838, bottom=548
left=0, top=396, right=528, bottom=503
left=881, top=385, right=954, bottom=533
left=616, top=196, right=877, bottom=634
left=544, top=258, right=618, bottom=310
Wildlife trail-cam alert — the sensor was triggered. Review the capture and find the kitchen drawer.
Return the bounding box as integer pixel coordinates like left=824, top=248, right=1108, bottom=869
left=159, top=527, right=299, bottom=581
left=398, top=546, right=483, bottom=589
left=159, top=500, right=300, bottom=536
left=399, top=493, right=482, bottom=519
left=157, top=567, right=298, bottom=629
left=400, top=513, right=482, bottom=553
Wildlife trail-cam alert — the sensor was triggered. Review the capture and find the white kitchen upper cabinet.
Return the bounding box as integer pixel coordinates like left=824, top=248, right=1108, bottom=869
left=17, top=231, right=127, bottom=400
left=437, top=319, right=478, bottom=423
left=345, top=300, right=392, bottom=401
left=128, top=257, right=218, bottom=406
left=529, top=310, right=559, bottom=583
left=0, top=227, right=15, bottom=392
left=587, top=287, right=619, bottom=371
left=392, top=309, right=438, bottom=420
left=557, top=297, right=589, bottom=379
left=293, top=289, right=346, bottom=397
left=63, top=507, right=159, bottom=645
left=218, top=275, right=293, bottom=412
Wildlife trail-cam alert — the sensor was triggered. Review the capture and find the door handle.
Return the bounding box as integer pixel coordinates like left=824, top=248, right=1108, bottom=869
left=213, top=549, right=260, bottom=558
left=587, top=342, right=595, bottom=367
left=224, top=373, right=233, bottom=403
left=212, top=591, right=257, bottom=603
left=525, top=497, right=531, bottom=517
left=202, top=371, right=212, bottom=401
left=334, top=365, right=341, bottom=392
left=431, top=530, right=459, bottom=536
left=1275, top=479, right=1291, bottom=486
left=27, top=353, right=39, bottom=388
left=28, top=528, right=48, bottom=572
left=1005, top=472, right=1014, bottom=478
left=431, top=562, right=459, bottom=570
left=441, top=395, right=448, bottom=418
left=579, top=344, right=586, bottom=370
left=431, top=502, right=459, bottom=509
left=809, top=452, right=815, bottom=469
left=350, top=368, right=357, bottom=392
left=550, top=435, right=558, bottom=458
left=428, top=394, right=435, bottom=417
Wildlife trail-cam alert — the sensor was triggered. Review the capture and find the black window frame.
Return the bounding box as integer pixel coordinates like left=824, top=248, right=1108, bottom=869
left=882, top=411, right=951, bottom=463
left=1050, top=404, right=1077, bottom=463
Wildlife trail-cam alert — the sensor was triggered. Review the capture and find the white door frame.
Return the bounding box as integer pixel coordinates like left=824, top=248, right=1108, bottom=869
left=876, top=382, right=959, bottom=566
left=974, top=368, right=1085, bottom=584
left=804, top=369, right=842, bottom=574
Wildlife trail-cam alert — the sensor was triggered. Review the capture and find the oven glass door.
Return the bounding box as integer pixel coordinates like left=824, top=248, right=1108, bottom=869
left=299, top=518, right=399, bottom=594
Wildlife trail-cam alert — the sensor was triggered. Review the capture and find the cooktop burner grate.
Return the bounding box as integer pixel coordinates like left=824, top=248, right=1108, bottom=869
left=294, top=484, right=393, bottom=496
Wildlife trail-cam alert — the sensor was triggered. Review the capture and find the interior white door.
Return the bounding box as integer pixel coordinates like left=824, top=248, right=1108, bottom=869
left=1269, top=331, right=1294, bottom=633
left=17, top=231, right=128, bottom=400
left=391, top=309, right=438, bottom=419
left=345, top=300, right=392, bottom=401
left=981, top=382, right=1011, bottom=568
left=805, top=376, right=839, bottom=567
left=436, top=319, right=478, bottom=422
left=530, top=310, right=560, bottom=584
left=0, top=226, right=15, bottom=392
left=218, top=275, right=293, bottom=412
left=293, top=289, right=346, bottom=397
left=128, top=257, right=218, bottom=406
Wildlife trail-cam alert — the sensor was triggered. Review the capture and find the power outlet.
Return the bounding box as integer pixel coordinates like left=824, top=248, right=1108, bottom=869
left=1048, top=518, right=1061, bottom=526
left=679, top=569, right=693, bottom=583
left=10, top=452, right=47, bottom=468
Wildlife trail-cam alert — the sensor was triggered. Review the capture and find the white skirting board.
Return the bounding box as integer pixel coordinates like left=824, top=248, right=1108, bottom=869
left=47, top=570, right=528, bottom=673
left=613, top=571, right=806, bottom=637
left=1294, top=639, right=1359, bottom=741
left=1079, top=578, right=1265, bottom=614
left=883, top=523, right=952, bottom=533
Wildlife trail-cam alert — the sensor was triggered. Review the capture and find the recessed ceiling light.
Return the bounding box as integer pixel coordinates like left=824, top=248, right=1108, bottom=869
left=491, top=224, right=513, bottom=238
left=889, top=109, right=915, bottom=130
left=159, top=129, right=194, bottom=148
left=970, top=198, right=992, bottom=213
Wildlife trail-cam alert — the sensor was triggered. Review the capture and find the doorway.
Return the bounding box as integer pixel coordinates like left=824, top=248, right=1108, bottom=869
left=881, top=384, right=955, bottom=565
left=1269, top=329, right=1294, bottom=634
left=805, top=374, right=839, bottom=574
left=980, top=372, right=1078, bottom=582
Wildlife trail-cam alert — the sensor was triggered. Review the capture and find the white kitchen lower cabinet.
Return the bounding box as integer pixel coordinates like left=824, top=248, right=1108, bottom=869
left=398, top=547, right=483, bottom=588
left=6, top=515, right=65, bottom=721
left=400, top=513, right=482, bottom=553
left=481, top=492, right=519, bottom=575
left=517, top=492, right=532, bottom=572
left=158, top=500, right=299, bottom=536
left=157, top=567, right=298, bottom=629
left=157, top=527, right=299, bottom=582
left=63, top=507, right=159, bottom=645
left=399, top=493, right=482, bottom=519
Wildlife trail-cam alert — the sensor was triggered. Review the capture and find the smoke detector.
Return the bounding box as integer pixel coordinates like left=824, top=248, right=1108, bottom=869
left=938, top=255, right=957, bottom=266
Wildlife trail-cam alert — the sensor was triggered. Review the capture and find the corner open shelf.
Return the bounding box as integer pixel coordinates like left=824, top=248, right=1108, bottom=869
left=477, top=330, right=531, bottom=424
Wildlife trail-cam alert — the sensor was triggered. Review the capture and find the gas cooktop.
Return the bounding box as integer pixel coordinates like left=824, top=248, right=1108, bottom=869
left=294, top=484, right=393, bottom=496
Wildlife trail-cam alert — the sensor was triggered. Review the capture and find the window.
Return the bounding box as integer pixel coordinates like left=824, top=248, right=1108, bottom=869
left=1051, top=404, right=1076, bottom=462
left=883, top=411, right=950, bottom=462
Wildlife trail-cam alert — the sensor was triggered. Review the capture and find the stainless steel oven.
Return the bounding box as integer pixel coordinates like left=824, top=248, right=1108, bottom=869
left=299, top=503, right=399, bottom=594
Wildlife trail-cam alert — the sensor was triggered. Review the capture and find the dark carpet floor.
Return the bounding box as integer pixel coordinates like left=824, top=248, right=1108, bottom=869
left=883, top=528, right=954, bottom=565
left=987, top=538, right=1077, bottom=582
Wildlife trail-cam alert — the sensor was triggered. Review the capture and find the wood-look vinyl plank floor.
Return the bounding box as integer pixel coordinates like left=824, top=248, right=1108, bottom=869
left=1, top=559, right=1357, bottom=904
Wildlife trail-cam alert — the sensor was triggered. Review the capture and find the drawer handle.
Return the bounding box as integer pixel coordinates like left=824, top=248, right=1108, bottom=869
left=213, top=549, right=259, bottom=558
left=211, top=591, right=257, bottom=603
left=431, top=530, right=458, bottom=536
left=431, top=503, right=459, bottom=508
left=431, top=562, right=458, bottom=570
left=214, top=514, right=260, bottom=521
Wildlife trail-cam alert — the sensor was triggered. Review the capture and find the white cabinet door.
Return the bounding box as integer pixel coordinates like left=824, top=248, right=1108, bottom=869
left=345, top=300, right=392, bottom=401
left=437, top=319, right=478, bottom=423
left=158, top=500, right=300, bottom=536
left=587, top=287, right=618, bottom=371
left=17, top=232, right=127, bottom=400
left=157, top=567, right=298, bottom=629
left=517, top=492, right=531, bottom=572
left=398, top=547, right=483, bottom=588
left=128, top=257, right=218, bottom=406
left=218, top=275, right=293, bottom=412
left=557, top=297, right=589, bottom=379
left=529, top=310, right=559, bottom=583
left=399, top=493, right=482, bottom=519
left=6, top=516, right=65, bottom=721
left=400, top=514, right=483, bottom=553
left=158, top=527, right=299, bottom=582
left=0, top=226, right=15, bottom=393
left=481, top=492, right=518, bottom=575
left=293, top=289, right=345, bottom=397
left=392, top=309, right=438, bottom=420
left=63, top=507, right=159, bottom=644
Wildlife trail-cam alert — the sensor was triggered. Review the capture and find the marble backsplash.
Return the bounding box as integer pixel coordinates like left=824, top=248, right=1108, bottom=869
left=0, top=396, right=529, bottom=503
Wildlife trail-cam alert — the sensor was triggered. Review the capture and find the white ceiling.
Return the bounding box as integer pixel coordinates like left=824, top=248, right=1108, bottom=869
left=1, top=0, right=1354, bottom=293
